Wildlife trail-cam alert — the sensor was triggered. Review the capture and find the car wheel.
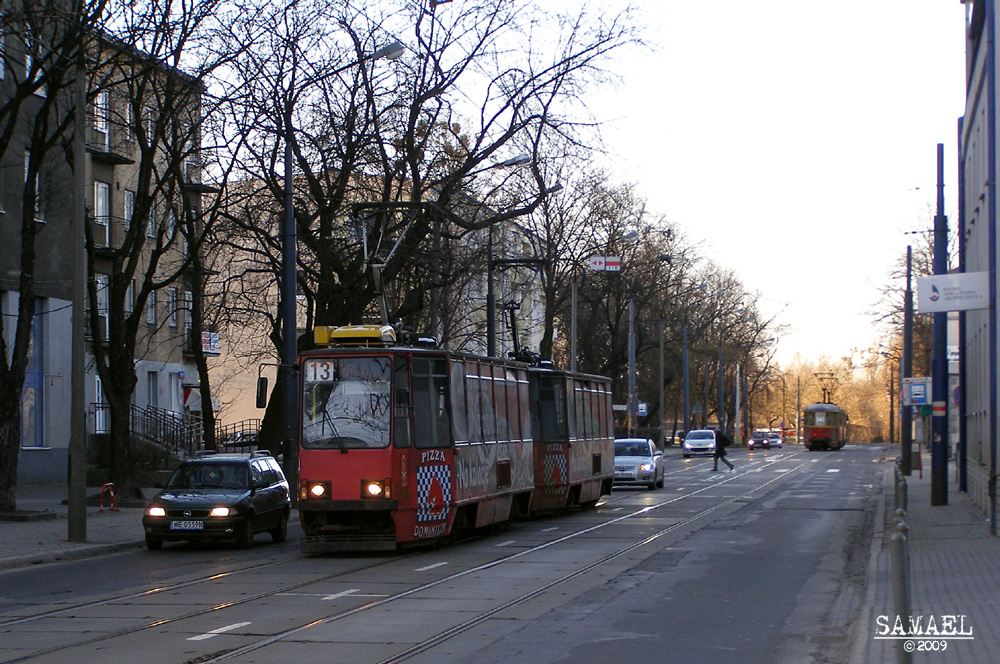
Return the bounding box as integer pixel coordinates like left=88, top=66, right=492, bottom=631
left=683, top=453, right=690, bottom=458
left=145, top=535, right=163, bottom=551
left=237, top=517, right=255, bottom=549
left=656, top=472, right=665, bottom=489
left=270, top=512, right=288, bottom=543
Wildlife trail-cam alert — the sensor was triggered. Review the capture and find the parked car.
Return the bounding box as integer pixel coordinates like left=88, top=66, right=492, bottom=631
left=682, top=429, right=717, bottom=458
left=614, top=438, right=665, bottom=489
left=748, top=430, right=769, bottom=450
left=768, top=431, right=784, bottom=448
left=142, top=451, right=290, bottom=550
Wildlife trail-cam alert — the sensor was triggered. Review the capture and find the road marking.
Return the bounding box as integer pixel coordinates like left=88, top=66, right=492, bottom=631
left=322, top=589, right=359, bottom=600
left=827, top=469, right=841, bottom=473
left=188, top=622, right=252, bottom=641
left=415, top=562, right=449, bottom=572
left=542, top=526, right=560, bottom=531
left=495, top=540, right=516, bottom=547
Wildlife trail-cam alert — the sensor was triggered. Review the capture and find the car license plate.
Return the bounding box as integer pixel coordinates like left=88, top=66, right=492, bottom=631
left=170, top=520, right=204, bottom=531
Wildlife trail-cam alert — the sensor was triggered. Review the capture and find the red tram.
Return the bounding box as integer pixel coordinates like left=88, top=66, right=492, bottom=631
left=295, top=324, right=614, bottom=552
left=802, top=402, right=849, bottom=451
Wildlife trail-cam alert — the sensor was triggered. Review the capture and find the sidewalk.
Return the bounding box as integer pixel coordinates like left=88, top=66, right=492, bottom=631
left=0, top=484, right=149, bottom=571
left=851, top=451, right=1000, bottom=662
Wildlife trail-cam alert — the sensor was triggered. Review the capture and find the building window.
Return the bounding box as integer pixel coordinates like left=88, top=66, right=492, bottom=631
left=146, top=289, right=156, bottom=325
left=147, top=371, right=158, bottom=409
left=183, top=289, right=192, bottom=333
left=125, top=280, right=135, bottom=314
left=93, top=91, right=110, bottom=150
left=94, top=181, right=110, bottom=247
left=167, top=287, right=178, bottom=328
left=95, top=273, right=109, bottom=335
left=21, top=298, right=45, bottom=448
left=147, top=203, right=156, bottom=238
left=24, top=149, right=43, bottom=222
left=123, top=189, right=134, bottom=231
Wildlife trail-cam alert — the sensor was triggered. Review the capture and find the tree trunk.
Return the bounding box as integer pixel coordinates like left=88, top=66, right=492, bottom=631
left=0, top=395, right=21, bottom=512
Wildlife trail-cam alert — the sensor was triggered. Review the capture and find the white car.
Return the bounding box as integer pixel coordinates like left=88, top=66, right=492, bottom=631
left=682, top=429, right=717, bottom=458
left=614, top=438, right=665, bottom=489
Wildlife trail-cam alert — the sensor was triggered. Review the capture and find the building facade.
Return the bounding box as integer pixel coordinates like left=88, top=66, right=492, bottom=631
left=1, top=16, right=209, bottom=485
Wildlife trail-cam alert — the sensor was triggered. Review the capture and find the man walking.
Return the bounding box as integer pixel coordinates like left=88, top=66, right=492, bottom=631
left=712, top=428, right=734, bottom=471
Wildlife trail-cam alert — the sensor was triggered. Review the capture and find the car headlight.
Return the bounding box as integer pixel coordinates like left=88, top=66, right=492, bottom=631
left=639, top=462, right=654, bottom=472
left=210, top=507, right=231, bottom=517
left=146, top=506, right=166, bottom=517
left=683, top=442, right=692, bottom=449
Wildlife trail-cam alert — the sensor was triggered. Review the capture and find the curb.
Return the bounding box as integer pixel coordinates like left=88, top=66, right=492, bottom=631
left=848, top=462, right=892, bottom=663
left=0, top=540, right=146, bottom=572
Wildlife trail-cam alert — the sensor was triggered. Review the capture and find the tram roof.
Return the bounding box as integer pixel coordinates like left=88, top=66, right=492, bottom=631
left=298, top=344, right=609, bottom=382
left=803, top=402, right=845, bottom=413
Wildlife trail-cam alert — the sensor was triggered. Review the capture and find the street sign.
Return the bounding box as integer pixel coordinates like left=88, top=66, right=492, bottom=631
left=917, top=271, right=989, bottom=312
left=638, top=402, right=648, bottom=417
left=588, top=255, right=622, bottom=272
left=903, top=377, right=931, bottom=406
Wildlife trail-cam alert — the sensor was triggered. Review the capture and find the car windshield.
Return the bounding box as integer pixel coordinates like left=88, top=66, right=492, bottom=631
left=687, top=431, right=713, bottom=440
left=615, top=442, right=649, bottom=457
left=769, top=432, right=781, bottom=438
left=167, top=463, right=248, bottom=490
left=752, top=431, right=767, bottom=439
left=302, top=356, right=392, bottom=449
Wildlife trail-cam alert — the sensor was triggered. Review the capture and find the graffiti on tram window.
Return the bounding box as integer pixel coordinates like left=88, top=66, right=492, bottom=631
left=416, top=464, right=451, bottom=523
left=302, top=357, right=391, bottom=449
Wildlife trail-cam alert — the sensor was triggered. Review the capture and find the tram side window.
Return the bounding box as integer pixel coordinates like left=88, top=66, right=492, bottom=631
left=506, top=368, right=522, bottom=442
left=494, top=364, right=509, bottom=442
left=480, top=362, right=497, bottom=443
left=450, top=360, right=469, bottom=444
left=466, top=362, right=483, bottom=443
left=517, top=372, right=531, bottom=442
left=412, top=357, right=451, bottom=448
left=393, top=357, right=411, bottom=448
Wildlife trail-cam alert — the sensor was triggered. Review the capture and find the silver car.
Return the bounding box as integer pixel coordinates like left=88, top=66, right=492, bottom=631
left=614, top=438, right=665, bottom=489
left=682, top=429, right=717, bottom=458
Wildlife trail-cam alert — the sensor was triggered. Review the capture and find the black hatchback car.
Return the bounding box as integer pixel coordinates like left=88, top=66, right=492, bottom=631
left=142, top=451, right=290, bottom=550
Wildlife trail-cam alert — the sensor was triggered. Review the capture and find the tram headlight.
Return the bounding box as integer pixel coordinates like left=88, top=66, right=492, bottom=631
left=361, top=479, right=390, bottom=499
left=301, top=480, right=331, bottom=501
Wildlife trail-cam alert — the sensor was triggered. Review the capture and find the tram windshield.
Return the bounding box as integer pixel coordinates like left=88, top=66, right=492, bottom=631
left=301, top=357, right=391, bottom=449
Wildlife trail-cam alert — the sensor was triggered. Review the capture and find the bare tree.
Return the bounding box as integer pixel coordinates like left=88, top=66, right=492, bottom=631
left=0, top=1, right=98, bottom=512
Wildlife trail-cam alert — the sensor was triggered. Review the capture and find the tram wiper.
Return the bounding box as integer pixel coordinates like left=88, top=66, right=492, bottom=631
left=320, top=411, right=348, bottom=454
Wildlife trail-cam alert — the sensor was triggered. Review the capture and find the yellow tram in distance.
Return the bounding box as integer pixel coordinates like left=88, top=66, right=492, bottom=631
left=802, top=402, right=849, bottom=451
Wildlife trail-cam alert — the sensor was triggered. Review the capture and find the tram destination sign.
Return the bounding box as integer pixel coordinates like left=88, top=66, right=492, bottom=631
left=917, top=271, right=989, bottom=313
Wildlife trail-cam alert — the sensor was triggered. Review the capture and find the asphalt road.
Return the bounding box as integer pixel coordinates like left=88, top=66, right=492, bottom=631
left=0, top=444, right=882, bottom=664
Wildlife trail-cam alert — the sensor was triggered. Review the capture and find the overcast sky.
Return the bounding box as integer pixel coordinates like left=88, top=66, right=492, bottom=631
left=588, top=0, right=967, bottom=366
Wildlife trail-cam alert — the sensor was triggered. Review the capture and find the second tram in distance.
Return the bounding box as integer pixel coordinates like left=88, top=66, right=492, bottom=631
left=295, top=324, right=615, bottom=552
left=802, top=402, right=849, bottom=451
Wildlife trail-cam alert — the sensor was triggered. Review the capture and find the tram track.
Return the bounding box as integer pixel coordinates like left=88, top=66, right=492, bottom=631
left=2, top=452, right=805, bottom=664
left=201, top=453, right=806, bottom=663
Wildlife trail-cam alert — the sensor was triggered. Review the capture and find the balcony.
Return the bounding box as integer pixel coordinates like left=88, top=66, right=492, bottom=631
left=86, top=122, right=136, bottom=165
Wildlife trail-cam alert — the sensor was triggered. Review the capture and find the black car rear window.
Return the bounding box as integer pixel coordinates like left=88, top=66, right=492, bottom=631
left=167, top=463, right=248, bottom=490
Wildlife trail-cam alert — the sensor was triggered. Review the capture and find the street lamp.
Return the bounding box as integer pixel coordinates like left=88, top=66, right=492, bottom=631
left=486, top=181, right=560, bottom=357
left=279, top=39, right=403, bottom=496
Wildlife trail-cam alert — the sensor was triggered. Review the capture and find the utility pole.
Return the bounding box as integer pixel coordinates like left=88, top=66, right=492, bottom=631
left=901, top=245, right=914, bottom=476
left=931, top=143, right=949, bottom=505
